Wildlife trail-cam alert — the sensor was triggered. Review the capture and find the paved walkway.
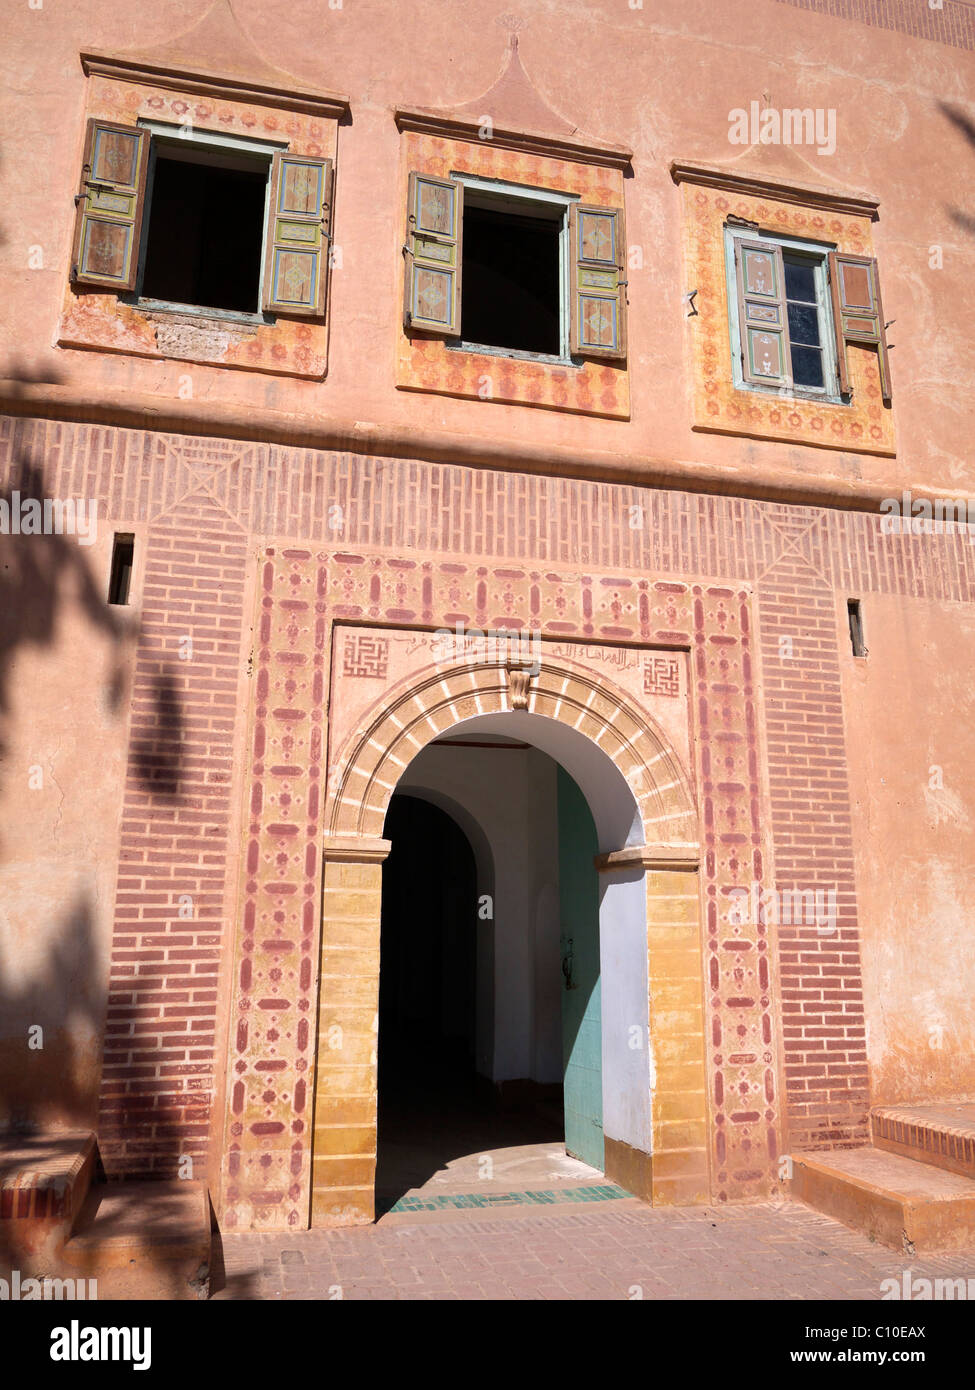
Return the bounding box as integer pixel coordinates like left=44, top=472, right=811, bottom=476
left=213, top=1192, right=975, bottom=1300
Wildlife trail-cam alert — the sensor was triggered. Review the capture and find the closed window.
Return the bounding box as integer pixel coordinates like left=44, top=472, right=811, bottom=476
left=783, top=252, right=827, bottom=389
left=725, top=227, right=892, bottom=405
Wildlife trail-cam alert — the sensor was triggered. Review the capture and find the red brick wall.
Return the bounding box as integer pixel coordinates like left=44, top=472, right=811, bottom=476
left=758, top=532, right=870, bottom=1152
left=3, top=416, right=975, bottom=1190
left=97, top=482, right=250, bottom=1177
left=774, top=0, right=975, bottom=50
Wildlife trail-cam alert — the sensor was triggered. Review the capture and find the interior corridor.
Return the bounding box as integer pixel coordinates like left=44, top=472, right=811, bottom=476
left=374, top=747, right=607, bottom=1214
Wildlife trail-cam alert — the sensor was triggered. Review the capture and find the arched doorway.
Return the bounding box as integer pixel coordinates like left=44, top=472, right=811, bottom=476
left=375, top=749, right=609, bottom=1212
left=312, top=654, right=707, bottom=1225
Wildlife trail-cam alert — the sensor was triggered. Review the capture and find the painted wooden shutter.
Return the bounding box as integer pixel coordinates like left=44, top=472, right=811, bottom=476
left=71, top=119, right=149, bottom=292
left=734, top=238, right=792, bottom=388
left=263, top=153, right=332, bottom=317
left=569, top=204, right=626, bottom=359
left=828, top=252, right=892, bottom=405
left=403, top=173, right=463, bottom=335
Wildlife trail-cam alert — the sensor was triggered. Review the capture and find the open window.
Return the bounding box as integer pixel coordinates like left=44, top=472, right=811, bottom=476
left=725, top=226, right=892, bottom=405
left=461, top=193, right=562, bottom=357
left=139, top=138, right=270, bottom=315
left=403, top=171, right=626, bottom=363
left=71, top=118, right=332, bottom=321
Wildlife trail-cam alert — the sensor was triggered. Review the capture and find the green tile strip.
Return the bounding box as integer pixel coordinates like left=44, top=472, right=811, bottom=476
left=388, top=1183, right=632, bottom=1213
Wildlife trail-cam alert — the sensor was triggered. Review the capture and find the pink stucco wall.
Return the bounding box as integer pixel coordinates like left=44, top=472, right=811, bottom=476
left=1, top=0, right=974, bottom=1199
left=1, top=0, right=972, bottom=494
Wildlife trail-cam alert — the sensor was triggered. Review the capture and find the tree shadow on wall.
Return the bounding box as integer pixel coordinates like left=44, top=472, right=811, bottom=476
left=0, top=398, right=188, bottom=842
left=0, top=891, right=257, bottom=1299
left=0, top=386, right=252, bottom=1296
left=0, top=891, right=104, bottom=1279
left=939, top=104, right=975, bottom=235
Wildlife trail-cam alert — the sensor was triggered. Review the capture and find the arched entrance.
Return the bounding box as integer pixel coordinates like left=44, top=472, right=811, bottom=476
left=312, top=653, right=708, bottom=1225
left=375, top=748, right=607, bottom=1211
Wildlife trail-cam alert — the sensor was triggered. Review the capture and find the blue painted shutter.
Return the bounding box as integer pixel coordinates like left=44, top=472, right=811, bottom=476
left=71, top=119, right=149, bottom=291
left=569, top=203, right=626, bottom=359
left=558, top=766, right=604, bottom=1172
left=263, top=153, right=332, bottom=317
left=734, top=238, right=792, bottom=388
left=403, top=172, right=463, bottom=336
left=828, top=252, right=892, bottom=405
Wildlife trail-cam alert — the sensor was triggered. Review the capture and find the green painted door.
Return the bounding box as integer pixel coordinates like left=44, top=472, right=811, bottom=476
left=557, top=766, right=604, bottom=1171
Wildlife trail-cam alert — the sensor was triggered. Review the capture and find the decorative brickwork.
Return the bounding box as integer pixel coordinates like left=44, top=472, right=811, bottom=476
left=3, top=415, right=975, bottom=1226
left=757, top=535, right=869, bottom=1152
left=774, top=0, right=975, bottom=51
left=97, top=469, right=251, bottom=1178
left=325, top=650, right=697, bottom=841
left=219, top=560, right=784, bottom=1228
left=12, top=418, right=974, bottom=605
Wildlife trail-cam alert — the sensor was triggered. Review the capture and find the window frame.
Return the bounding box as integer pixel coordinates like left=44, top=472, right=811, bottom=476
left=125, top=120, right=288, bottom=326
left=448, top=172, right=582, bottom=368
left=724, top=225, right=844, bottom=405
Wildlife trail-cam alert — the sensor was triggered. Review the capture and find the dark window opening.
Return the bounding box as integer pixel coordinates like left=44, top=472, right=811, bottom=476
left=141, top=155, right=268, bottom=314
left=108, top=534, right=134, bottom=606
left=784, top=253, right=825, bottom=389
left=461, top=202, right=560, bottom=356
left=848, top=598, right=866, bottom=657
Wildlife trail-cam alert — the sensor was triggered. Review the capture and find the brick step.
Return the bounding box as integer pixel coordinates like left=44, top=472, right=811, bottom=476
left=872, top=1103, right=975, bottom=1181
left=0, top=1131, right=97, bottom=1268
left=790, top=1145, right=975, bottom=1254
left=62, top=1180, right=212, bottom=1300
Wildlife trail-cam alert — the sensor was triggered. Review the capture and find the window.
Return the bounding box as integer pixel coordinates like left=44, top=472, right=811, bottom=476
left=460, top=194, right=563, bottom=358
left=138, top=134, right=273, bottom=316
left=70, top=118, right=333, bottom=321
left=403, top=171, right=626, bottom=363
left=725, top=227, right=892, bottom=405
left=108, top=534, right=134, bottom=606
left=847, top=599, right=867, bottom=658
left=783, top=253, right=827, bottom=389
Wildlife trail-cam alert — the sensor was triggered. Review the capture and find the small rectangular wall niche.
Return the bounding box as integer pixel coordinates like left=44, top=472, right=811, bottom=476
left=108, top=534, right=135, bottom=606
left=847, top=598, right=866, bottom=657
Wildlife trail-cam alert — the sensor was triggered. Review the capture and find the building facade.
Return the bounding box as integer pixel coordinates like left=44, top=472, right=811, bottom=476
left=1, top=0, right=974, bottom=1241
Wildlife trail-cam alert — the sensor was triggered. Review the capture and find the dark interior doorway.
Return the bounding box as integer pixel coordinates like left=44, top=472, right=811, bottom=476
left=376, top=793, right=563, bottom=1213
left=378, top=795, right=478, bottom=1080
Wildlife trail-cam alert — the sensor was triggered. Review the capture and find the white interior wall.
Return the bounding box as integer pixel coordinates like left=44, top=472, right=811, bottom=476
left=398, top=738, right=562, bottom=1083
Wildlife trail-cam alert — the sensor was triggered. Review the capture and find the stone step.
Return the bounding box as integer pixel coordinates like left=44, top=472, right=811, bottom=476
left=0, top=1131, right=97, bottom=1268
left=62, top=1180, right=211, bottom=1300
left=790, top=1145, right=975, bottom=1254
left=872, top=1103, right=975, bottom=1182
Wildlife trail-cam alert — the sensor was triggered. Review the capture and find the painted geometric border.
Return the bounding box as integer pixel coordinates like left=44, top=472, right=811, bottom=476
left=219, top=552, right=788, bottom=1229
